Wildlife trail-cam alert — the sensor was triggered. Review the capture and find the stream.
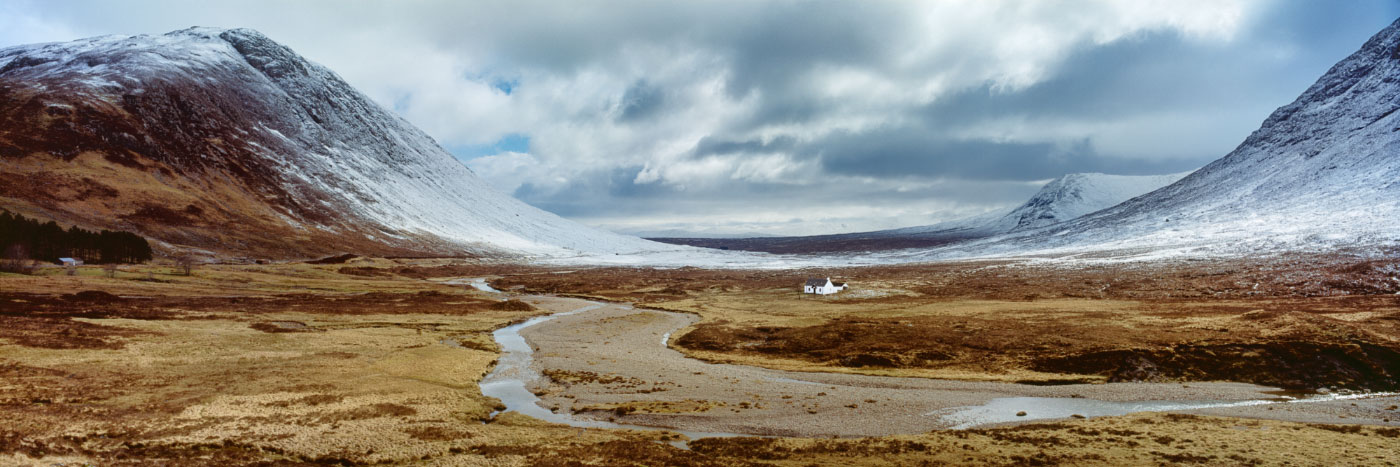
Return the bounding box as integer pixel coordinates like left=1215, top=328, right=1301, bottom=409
left=477, top=300, right=747, bottom=446
left=930, top=391, right=1396, bottom=429
left=441, top=277, right=503, bottom=294
left=472, top=292, right=1400, bottom=440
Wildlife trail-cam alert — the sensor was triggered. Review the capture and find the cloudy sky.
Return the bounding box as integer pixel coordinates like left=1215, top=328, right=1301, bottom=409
left=4, top=1, right=1397, bottom=236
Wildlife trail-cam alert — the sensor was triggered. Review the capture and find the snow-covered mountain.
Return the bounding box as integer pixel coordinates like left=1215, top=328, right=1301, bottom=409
left=998, top=172, right=1192, bottom=232
left=0, top=27, right=674, bottom=259
left=649, top=172, right=1187, bottom=254
left=884, top=172, right=1191, bottom=238
left=913, top=18, right=1400, bottom=260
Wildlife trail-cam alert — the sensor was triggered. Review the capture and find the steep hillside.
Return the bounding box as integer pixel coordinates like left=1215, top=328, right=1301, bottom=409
left=924, top=18, right=1400, bottom=260
left=0, top=27, right=670, bottom=259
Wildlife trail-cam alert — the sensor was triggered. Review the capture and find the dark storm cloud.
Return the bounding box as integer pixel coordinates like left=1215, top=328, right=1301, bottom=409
left=816, top=133, right=1063, bottom=180
left=917, top=21, right=1350, bottom=129
left=693, top=135, right=797, bottom=157
left=917, top=36, right=1214, bottom=124
left=514, top=166, right=674, bottom=217
left=811, top=131, right=1200, bottom=181
left=616, top=80, right=665, bottom=122
left=715, top=2, right=907, bottom=98
left=519, top=161, right=1038, bottom=221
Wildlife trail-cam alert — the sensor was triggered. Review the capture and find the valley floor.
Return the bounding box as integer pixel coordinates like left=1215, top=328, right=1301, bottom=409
left=495, top=255, right=1400, bottom=390
left=0, top=256, right=1397, bottom=465
left=520, top=297, right=1397, bottom=438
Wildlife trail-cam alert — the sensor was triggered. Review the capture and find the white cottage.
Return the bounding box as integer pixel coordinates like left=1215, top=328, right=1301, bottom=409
left=58, top=257, right=83, bottom=266
left=803, top=277, right=847, bottom=295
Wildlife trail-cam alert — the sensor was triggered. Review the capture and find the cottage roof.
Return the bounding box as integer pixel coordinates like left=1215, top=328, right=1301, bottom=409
left=832, top=282, right=846, bottom=287
left=805, top=278, right=827, bottom=287
left=59, top=257, right=77, bottom=262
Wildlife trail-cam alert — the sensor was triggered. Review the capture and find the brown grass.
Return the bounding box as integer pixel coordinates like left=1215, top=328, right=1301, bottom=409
left=493, top=254, right=1400, bottom=388
left=490, top=298, right=537, bottom=311
left=3, top=257, right=1398, bottom=465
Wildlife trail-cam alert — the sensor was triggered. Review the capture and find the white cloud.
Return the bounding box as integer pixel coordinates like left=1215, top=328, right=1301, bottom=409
left=0, top=0, right=84, bottom=48
left=4, top=0, right=1379, bottom=236
left=463, top=151, right=545, bottom=194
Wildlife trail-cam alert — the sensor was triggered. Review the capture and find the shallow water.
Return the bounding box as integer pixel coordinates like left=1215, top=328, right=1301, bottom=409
left=763, top=376, right=828, bottom=386
left=479, top=298, right=1400, bottom=438
left=477, top=302, right=746, bottom=443
left=467, top=278, right=500, bottom=293
left=930, top=392, right=1400, bottom=429
left=441, top=277, right=503, bottom=293
left=930, top=397, right=1274, bottom=429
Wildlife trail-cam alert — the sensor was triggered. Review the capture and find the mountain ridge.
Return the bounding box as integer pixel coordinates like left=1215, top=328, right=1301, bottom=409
left=1002, top=172, right=1193, bottom=232
left=0, top=27, right=673, bottom=259
left=912, top=17, right=1400, bottom=260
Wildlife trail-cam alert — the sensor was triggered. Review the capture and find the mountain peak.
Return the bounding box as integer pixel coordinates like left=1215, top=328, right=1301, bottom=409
left=164, top=25, right=239, bottom=38
left=937, top=17, right=1400, bottom=259
left=1002, top=172, right=1192, bottom=232
left=876, top=171, right=1188, bottom=239
left=1234, top=17, right=1400, bottom=160
left=0, top=28, right=670, bottom=259
left=214, top=28, right=317, bottom=80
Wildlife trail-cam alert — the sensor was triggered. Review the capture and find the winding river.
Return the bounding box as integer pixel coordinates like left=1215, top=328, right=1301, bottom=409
left=472, top=288, right=1400, bottom=439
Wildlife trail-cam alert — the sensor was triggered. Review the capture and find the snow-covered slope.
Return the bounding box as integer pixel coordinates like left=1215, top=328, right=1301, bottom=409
left=881, top=172, right=1190, bottom=237
left=648, top=171, right=1187, bottom=255
left=0, top=27, right=674, bottom=258
left=909, top=18, right=1400, bottom=261
left=999, top=172, right=1192, bottom=232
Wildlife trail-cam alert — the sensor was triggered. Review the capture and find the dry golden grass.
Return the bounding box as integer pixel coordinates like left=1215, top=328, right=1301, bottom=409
left=0, top=262, right=680, bottom=465
left=495, top=260, right=1400, bottom=389
left=680, top=412, right=1400, bottom=466
left=3, top=258, right=1399, bottom=465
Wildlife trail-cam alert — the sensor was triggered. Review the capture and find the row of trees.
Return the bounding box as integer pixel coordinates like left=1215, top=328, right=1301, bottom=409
left=0, top=210, right=153, bottom=264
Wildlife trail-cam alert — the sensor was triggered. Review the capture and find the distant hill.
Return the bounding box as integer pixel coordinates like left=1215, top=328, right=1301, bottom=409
left=651, top=172, right=1188, bottom=254
left=1000, top=172, right=1193, bottom=232
left=629, top=229, right=779, bottom=239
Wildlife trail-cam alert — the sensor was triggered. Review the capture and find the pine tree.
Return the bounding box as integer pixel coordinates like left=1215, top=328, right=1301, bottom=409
left=0, top=210, right=153, bottom=264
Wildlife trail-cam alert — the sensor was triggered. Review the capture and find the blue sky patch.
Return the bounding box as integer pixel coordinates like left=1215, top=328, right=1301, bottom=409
left=492, top=78, right=518, bottom=95
left=448, top=133, right=531, bottom=160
